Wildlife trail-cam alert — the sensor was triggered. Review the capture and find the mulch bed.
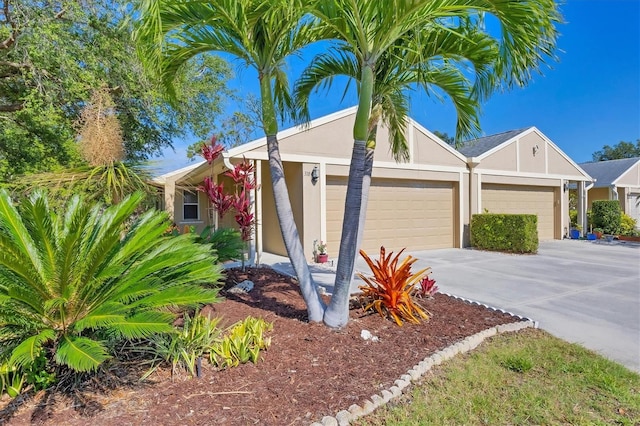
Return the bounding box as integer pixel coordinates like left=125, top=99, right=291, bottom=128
left=1, top=266, right=520, bottom=426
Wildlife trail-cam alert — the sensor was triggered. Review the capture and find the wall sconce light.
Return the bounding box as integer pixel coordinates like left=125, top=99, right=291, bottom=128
left=311, top=165, right=319, bottom=184
left=563, top=181, right=570, bottom=192
left=532, top=144, right=539, bottom=156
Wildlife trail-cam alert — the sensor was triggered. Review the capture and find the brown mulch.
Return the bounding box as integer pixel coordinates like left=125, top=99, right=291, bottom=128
left=1, top=267, right=520, bottom=426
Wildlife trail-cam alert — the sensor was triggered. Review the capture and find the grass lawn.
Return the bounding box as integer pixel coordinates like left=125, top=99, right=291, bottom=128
left=357, top=328, right=640, bottom=425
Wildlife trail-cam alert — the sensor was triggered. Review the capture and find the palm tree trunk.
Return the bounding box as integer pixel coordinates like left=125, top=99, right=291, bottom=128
left=324, top=65, right=374, bottom=328
left=261, top=75, right=326, bottom=322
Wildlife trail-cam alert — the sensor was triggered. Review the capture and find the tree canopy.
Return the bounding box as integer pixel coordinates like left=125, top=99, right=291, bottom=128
left=592, top=140, right=640, bottom=161
left=0, top=0, right=234, bottom=181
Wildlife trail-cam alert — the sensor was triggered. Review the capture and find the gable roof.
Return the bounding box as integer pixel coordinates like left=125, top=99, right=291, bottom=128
left=578, top=157, right=640, bottom=188
left=457, top=127, right=532, bottom=157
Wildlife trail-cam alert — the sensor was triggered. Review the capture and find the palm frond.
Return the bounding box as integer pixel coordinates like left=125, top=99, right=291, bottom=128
left=55, top=335, right=111, bottom=372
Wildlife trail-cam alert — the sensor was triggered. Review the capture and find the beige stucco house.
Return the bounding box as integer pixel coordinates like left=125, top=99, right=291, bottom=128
left=579, top=157, right=640, bottom=225
left=155, top=108, right=592, bottom=262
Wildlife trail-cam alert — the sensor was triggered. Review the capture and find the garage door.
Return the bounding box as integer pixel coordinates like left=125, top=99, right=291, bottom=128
left=326, top=177, right=455, bottom=254
left=482, top=184, right=555, bottom=240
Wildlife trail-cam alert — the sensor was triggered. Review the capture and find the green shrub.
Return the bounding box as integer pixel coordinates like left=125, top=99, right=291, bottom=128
left=143, top=311, right=223, bottom=378
left=0, top=190, right=223, bottom=375
left=569, top=209, right=578, bottom=227
left=197, top=226, right=244, bottom=262
left=591, top=200, right=621, bottom=235
left=620, top=213, right=638, bottom=236
left=210, top=317, right=273, bottom=369
left=470, top=214, right=538, bottom=253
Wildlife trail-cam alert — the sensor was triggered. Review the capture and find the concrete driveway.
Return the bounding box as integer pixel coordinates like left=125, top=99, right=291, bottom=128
left=354, top=240, right=640, bottom=372
left=263, top=239, right=640, bottom=372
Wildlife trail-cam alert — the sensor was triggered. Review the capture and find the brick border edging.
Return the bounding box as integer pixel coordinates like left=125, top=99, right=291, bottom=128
left=309, top=295, right=538, bottom=426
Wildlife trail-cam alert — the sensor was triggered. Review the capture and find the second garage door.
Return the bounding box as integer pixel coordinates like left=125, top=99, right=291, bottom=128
left=326, top=177, right=456, bottom=253
left=481, top=184, right=556, bottom=240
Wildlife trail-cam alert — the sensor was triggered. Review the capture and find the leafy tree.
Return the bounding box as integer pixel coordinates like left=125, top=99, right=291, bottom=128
left=433, top=131, right=455, bottom=146
left=134, top=0, right=327, bottom=322
left=302, top=0, right=561, bottom=327
left=0, top=190, right=222, bottom=373
left=0, top=0, right=234, bottom=180
left=591, top=140, right=640, bottom=161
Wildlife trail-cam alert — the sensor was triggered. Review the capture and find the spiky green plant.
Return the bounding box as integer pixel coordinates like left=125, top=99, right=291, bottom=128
left=0, top=189, right=223, bottom=373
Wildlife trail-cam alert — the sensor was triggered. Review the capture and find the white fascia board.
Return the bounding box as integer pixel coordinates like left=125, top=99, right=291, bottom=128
left=611, top=158, right=640, bottom=186
left=236, top=151, right=468, bottom=174
left=479, top=168, right=591, bottom=182
left=473, top=127, right=532, bottom=161
left=153, top=161, right=206, bottom=184
left=409, top=118, right=469, bottom=162
left=528, top=126, right=594, bottom=181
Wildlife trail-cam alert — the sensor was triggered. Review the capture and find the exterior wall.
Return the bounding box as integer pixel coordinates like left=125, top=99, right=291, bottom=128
left=518, top=133, right=547, bottom=174
left=412, top=128, right=467, bottom=167
left=260, top=162, right=304, bottom=256
left=615, top=162, right=640, bottom=186
left=587, top=187, right=610, bottom=209
left=476, top=143, right=518, bottom=171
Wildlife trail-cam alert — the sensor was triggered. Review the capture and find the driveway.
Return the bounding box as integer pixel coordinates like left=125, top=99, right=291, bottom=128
left=354, top=240, right=640, bottom=372
left=263, top=240, right=640, bottom=372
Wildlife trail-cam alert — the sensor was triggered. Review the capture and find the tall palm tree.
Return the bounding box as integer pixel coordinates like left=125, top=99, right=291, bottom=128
left=306, top=0, right=561, bottom=328
left=133, top=0, right=327, bottom=321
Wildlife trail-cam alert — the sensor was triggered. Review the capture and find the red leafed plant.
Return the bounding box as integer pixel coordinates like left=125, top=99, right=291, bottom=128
left=357, top=246, right=431, bottom=326
left=416, top=275, right=438, bottom=299
left=201, top=136, right=224, bottom=164
left=200, top=177, right=233, bottom=218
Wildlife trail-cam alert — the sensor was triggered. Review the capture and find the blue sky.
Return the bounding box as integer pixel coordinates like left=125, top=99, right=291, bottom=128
left=157, top=0, right=640, bottom=173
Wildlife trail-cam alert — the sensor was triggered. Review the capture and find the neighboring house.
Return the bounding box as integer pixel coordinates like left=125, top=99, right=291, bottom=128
left=155, top=108, right=592, bottom=262
left=579, top=157, right=640, bottom=225
left=458, top=127, right=593, bottom=239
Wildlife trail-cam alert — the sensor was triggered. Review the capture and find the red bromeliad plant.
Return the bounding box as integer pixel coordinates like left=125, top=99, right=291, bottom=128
left=416, top=275, right=438, bottom=299
left=357, top=246, right=431, bottom=326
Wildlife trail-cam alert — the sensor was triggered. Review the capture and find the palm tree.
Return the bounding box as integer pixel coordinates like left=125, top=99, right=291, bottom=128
left=305, top=0, right=561, bottom=328
left=133, top=0, right=327, bottom=322
left=0, top=190, right=222, bottom=372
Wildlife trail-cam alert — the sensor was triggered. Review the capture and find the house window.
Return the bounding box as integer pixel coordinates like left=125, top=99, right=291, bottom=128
left=183, top=191, right=199, bottom=221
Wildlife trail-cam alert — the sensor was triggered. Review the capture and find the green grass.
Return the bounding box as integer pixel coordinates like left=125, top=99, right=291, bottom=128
left=357, top=329, right=640, bottom=425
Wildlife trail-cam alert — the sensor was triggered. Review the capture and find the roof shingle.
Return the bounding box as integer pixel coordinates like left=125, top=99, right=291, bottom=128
left=578, top=157, right=640, bottom=187
left=457, top=127, right=532, bottom=157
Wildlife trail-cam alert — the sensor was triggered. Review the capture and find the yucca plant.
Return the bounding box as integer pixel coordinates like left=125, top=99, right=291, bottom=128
left=357, top=247, right=431, bottom=326
left=0, top=189, right=223, bottom=373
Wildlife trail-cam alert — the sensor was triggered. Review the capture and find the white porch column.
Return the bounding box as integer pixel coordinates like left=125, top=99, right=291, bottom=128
left=577, top=180, right=586, bottom=233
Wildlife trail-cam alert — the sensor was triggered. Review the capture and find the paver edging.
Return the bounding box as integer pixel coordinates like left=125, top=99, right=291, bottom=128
left=310, top=295, right=536, bottom=426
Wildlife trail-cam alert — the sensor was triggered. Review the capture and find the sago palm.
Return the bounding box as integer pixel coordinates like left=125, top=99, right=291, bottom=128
left=0, top=190, right=222, bottom=372
left=133, top=0, right=327, bottom=321
left=306, top=0, right=561, bottom=327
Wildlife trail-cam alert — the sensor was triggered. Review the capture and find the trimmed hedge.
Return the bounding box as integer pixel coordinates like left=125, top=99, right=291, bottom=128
left=471, top=214, right=539, bottom=253
left=591, top=200, right=621, bottom=235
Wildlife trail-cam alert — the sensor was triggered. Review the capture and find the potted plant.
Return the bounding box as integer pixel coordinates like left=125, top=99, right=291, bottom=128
left=570, top=224, right=582, bottom=239
left=314, top=240, right=328, bottom=263
left=593, top=228, right=603, bottom=239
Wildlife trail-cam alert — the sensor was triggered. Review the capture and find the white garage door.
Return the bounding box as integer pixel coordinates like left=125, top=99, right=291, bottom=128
left=482, top=184, right=556, bottom=240
left=326, top=177, right=455, bottom=254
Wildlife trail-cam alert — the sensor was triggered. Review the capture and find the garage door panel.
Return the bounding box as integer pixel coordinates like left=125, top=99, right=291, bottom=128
left=482, top=184, right=555, bottom=240
left=326, top=177, right=455, bottom=253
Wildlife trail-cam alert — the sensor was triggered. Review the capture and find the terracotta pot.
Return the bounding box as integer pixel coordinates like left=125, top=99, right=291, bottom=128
left=316, top=253, right=329, bottom=263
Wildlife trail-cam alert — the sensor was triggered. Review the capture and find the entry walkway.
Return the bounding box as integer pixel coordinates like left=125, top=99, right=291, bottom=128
left=260, top=240, right=640, bottom=372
